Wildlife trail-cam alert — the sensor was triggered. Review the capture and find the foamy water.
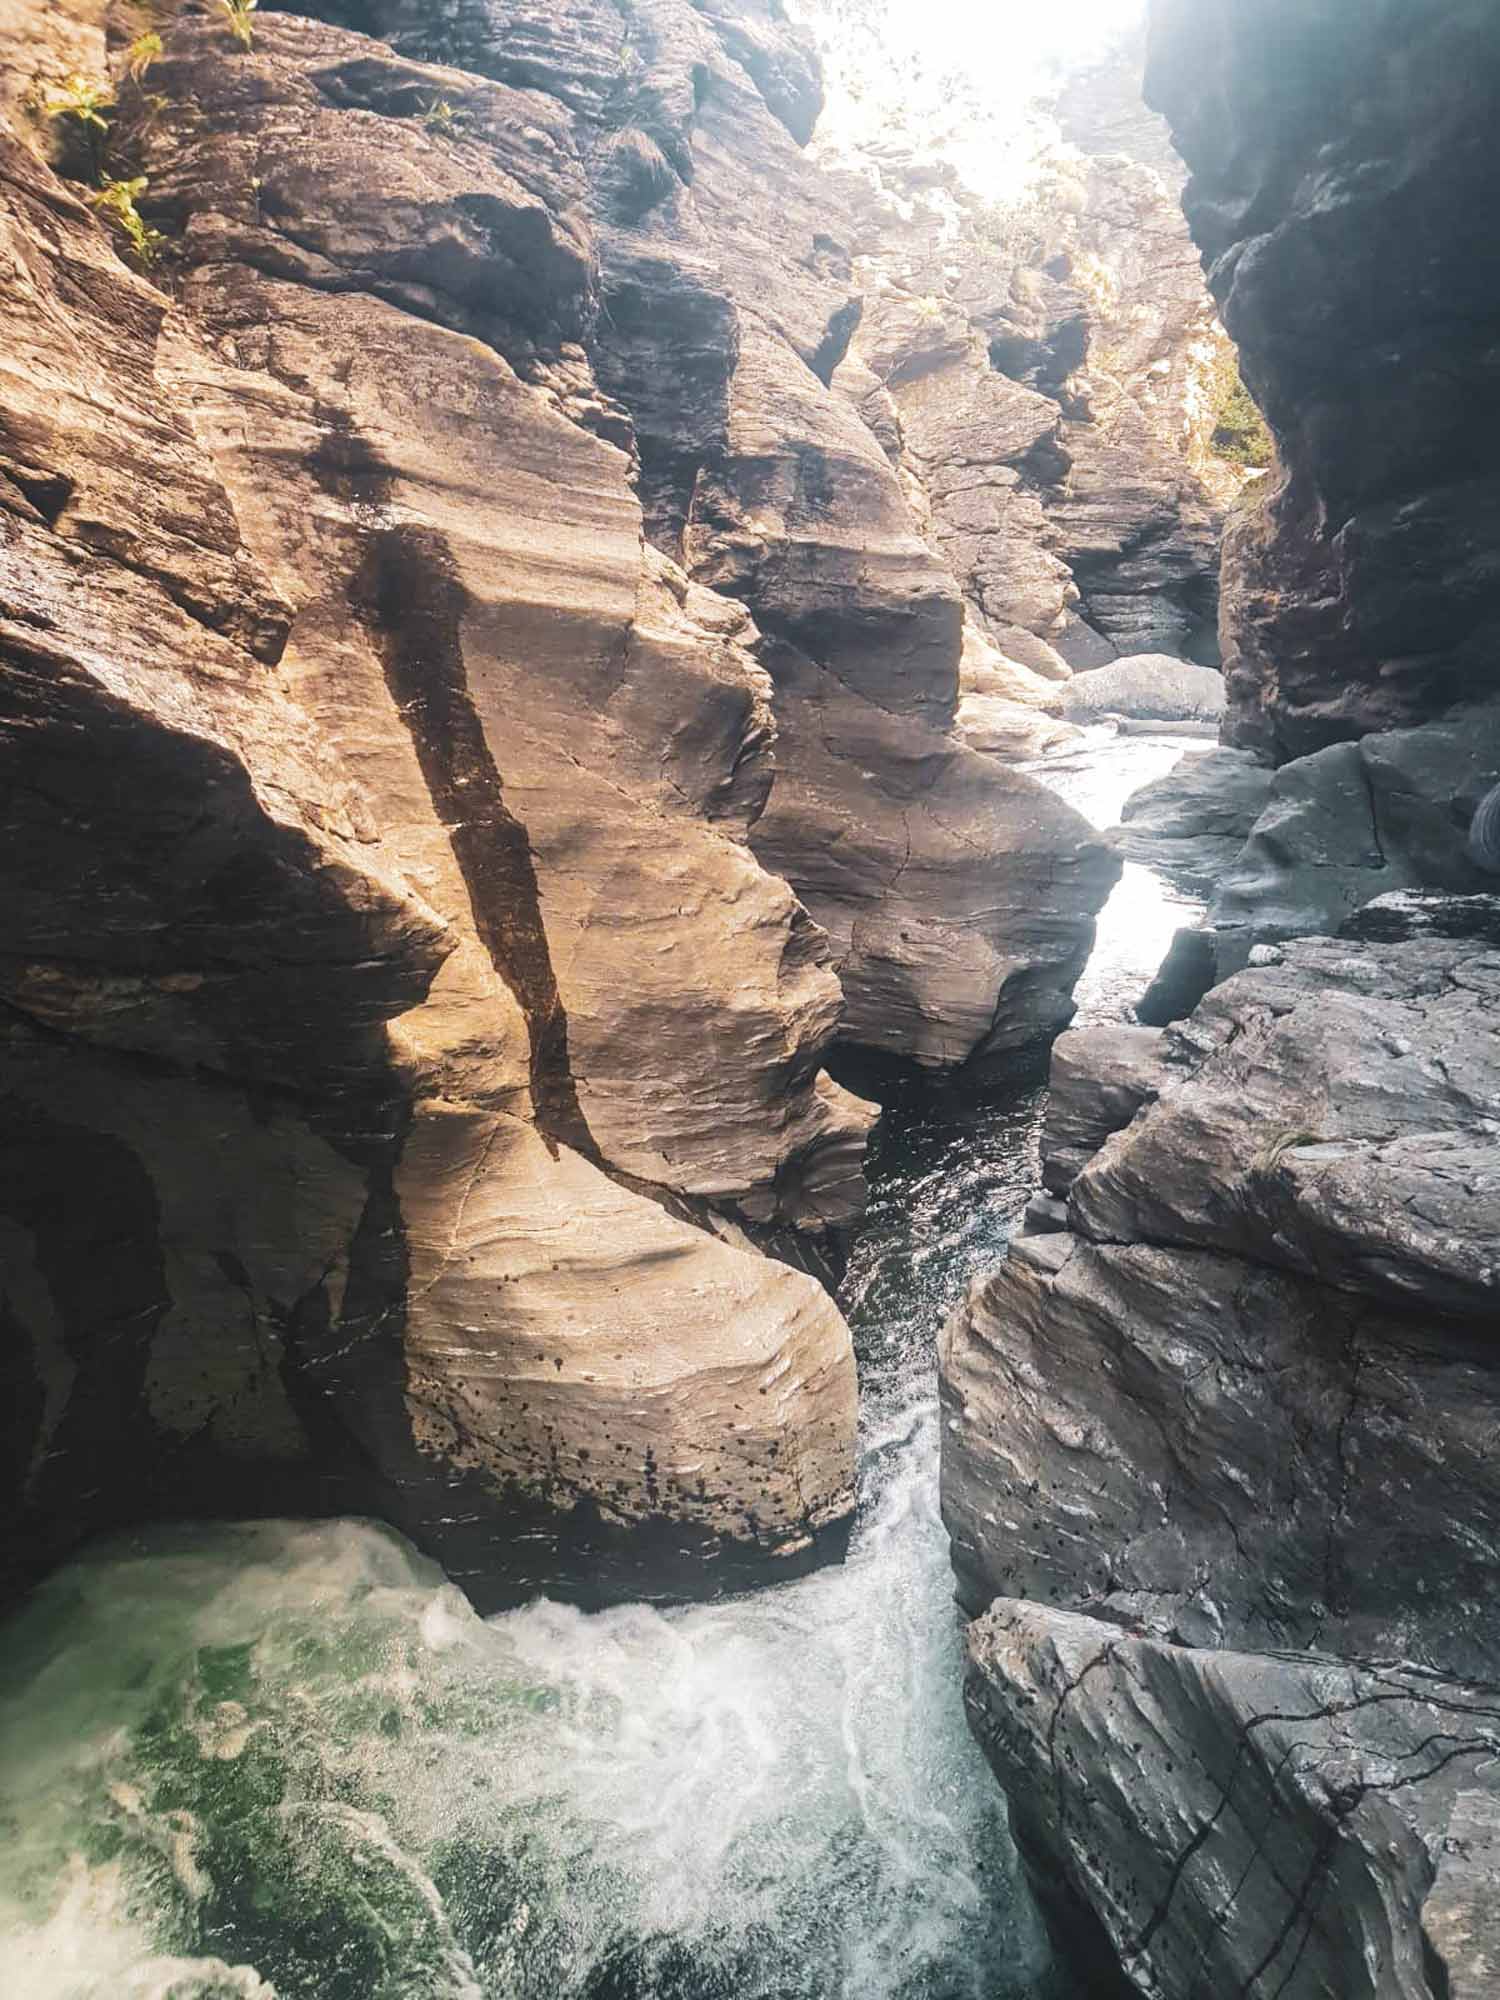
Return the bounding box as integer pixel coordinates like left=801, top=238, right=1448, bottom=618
left=0, top=734, right=1205, bottom=2000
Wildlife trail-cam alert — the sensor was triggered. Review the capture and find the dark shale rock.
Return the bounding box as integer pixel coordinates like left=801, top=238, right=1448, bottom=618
left=1343, top=890, right=1500, bottom=950
left=966, top=1604, right=1500, bottom=2000
left=1116, top=745, right=1273, bottom=892
left=1210, top=698, right=1500, bottom=949
left=1134, top=924, right=1220, bottom=1027
left=1148, top=0, right=1500, bottom=758
left=944, top=927, right=1500, bottom=1996
left=1040, top=1024, right=1171, bottom=1198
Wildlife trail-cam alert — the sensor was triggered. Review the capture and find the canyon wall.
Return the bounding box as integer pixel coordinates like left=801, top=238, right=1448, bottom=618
left=801, top=23, right=1246, bottom=673
left=0, top=0, right=1117, bottom=1609
left=1148, top=0, right=1500, bottom=761
left=943, top=4, right=1500, bottom=1995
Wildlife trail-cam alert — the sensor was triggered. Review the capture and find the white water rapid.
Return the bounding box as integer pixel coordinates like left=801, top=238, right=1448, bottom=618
left=0, top=732, right=1207, bottom=2000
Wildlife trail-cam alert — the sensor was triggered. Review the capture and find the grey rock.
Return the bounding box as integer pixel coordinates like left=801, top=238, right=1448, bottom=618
left=965, top=1603, right=1500, bottom=2000
left=1148, top=0, right=1500, bottom=756
left=1212, top=700, right=1500, bottom=948
left=1134, top=925, right=1219, bottom=1027
left=944, top=926, right=1500, bottom=1996
left=943, top=1231, right=1500, bottom=1673
left=1343, top=891, right=1500, bottom=949
left=1116, top=746, right=1273, bottom=891
left=1053, top=614, right=1120, bottom=670
left=1041, top=1024, right=1170, bottom=1197
left=1071, top=938, right=1500, bottom=1317
left=1062, top=654, right=1226, bottom=726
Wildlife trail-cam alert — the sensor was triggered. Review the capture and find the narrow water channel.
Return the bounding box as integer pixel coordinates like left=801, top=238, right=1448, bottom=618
left=0, top=733, right=1207, bottom=2000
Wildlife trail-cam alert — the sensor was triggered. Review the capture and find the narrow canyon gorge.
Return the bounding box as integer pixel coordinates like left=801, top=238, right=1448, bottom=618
left=0, top=0, right=1496, bottom=1996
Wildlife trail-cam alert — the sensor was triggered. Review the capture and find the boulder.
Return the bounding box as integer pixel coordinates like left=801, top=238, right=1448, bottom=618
left=1212, top=698, right=1500, bottom=949
left=942, top=928, right=1500, bottom=1994
left=1116, top=745, right=1273, bottom=890
left=1061, top=653, right=1226, bottom=725
left=1040, top=1024, right=1171, bottom=1197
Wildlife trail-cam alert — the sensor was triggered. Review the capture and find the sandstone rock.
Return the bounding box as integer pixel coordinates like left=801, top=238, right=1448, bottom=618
left=956, top=631, right=1081, bottom=760
left=1116, top=745, right=1273, bottom=890
left=1148, top=0, right=1500, bottom=755
left=1060, top=652, right=1226, bottom=725
left=746, top=638, right=1118, bottom=1067
left=960, top=622, right=1068, bottom=710
left=816, top=38, right=1235, bottom=666
left=0, top=16, right=868, bottom=1608
left=955, top=694, right=1080, bottom=763
left=3, top=0, right=1127, bottom=1610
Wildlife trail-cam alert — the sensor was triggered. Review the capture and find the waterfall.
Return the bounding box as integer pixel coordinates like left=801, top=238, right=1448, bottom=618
left=0, top=732, right=1205, bottom=2000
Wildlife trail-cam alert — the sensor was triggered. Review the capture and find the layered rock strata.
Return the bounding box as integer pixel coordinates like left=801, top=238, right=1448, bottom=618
left=815, top=38, right=1236, bottom=669
left=0, top=0, right=1119, bottom=1608
left=1148, top=0, right=1500, bottom=758
left=942, top=935, right=1500, bottom=1995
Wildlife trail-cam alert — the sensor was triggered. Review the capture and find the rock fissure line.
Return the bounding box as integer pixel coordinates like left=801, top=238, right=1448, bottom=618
left=354, top=519, right=601, bottom=1165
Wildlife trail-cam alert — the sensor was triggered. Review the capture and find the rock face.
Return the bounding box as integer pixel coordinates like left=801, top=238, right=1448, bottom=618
left=1211, top=698, right=1500, bottom=963
left=942, top=935, right=1500, bottom=1995
left=1116, top=745, right=1273, bottom=890
left=0, top=0, right=1119, bottom=1607
left=803, top=30, right=1240, bottom=670
left=1147, top=0, right=1500, bottom=759
left=967, top=1606, right=1500, bottom=2000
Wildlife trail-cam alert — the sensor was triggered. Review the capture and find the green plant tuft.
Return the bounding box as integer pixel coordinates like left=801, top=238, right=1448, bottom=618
left=124, top=31, right=163, bottom=82
left=43, top=71, right=114, bottom=132
left=1255, top=1127, right=1322, bottom=1174
left=420, top=94, right=466, bottom=134
left=1209, top=348, right=1275, bottom=470
left=217, top=0, right=257, bottom=51
left=89, top=175, right=166, bottom=269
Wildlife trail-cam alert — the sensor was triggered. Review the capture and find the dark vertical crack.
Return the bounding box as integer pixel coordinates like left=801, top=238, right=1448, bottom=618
left=354, top=522, right=601, bottom=1165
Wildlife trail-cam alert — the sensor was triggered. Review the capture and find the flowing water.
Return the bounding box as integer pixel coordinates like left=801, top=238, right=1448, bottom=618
left=0, top=733, right=1206, bottom=2000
